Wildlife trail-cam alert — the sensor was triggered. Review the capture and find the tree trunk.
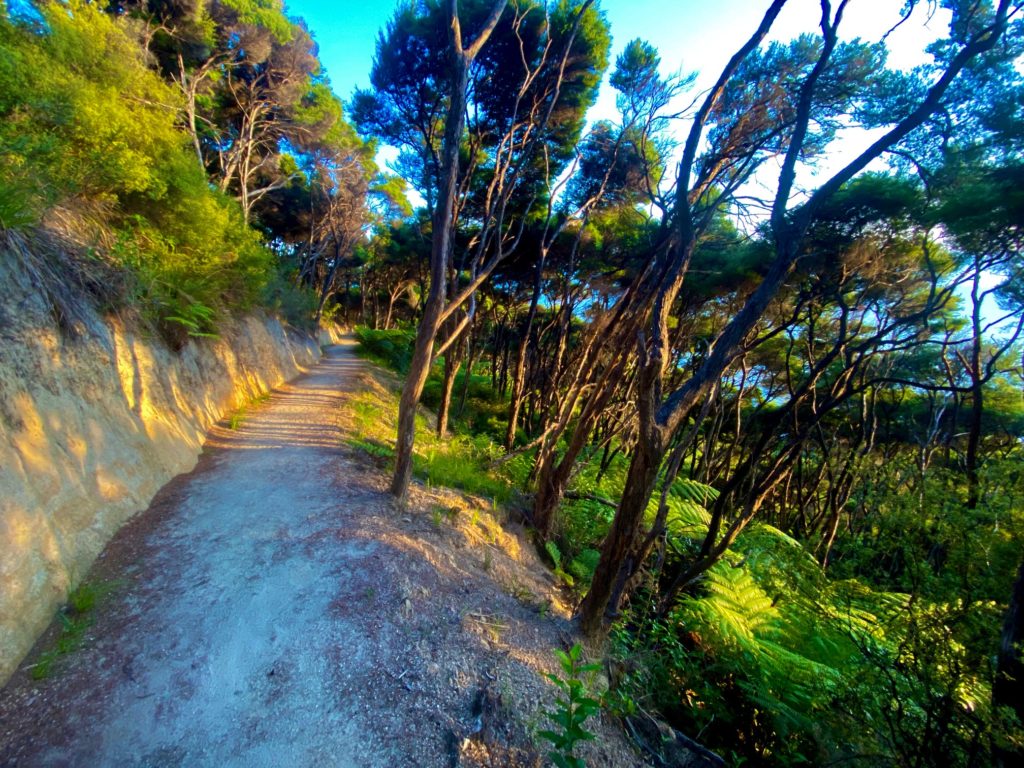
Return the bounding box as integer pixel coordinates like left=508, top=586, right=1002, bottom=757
left=579, top=436, right=663, bottom=635
left=437, top=330, right=465, bottom=437
left=966, top=263, right=984, bottom=509
left=457, top=322, right=478, bottom=418
left=506, top=258, right=544, bottom=449
left=499, top=339, right=510, bottom=397
left=390, top=0, right=508, bottom=499
left=532, top=356, right=628, bottom=536
left=994, top=559, right=1024, bottom=767
left=392, top=291, right=447, bottom=499
left=391, top=41, right=471, bottom=500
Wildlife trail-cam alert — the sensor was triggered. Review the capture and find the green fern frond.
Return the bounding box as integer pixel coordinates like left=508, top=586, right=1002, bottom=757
left=681, top=561, right=778, bottom=648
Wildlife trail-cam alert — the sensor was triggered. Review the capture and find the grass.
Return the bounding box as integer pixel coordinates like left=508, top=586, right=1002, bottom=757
left=226, top=390, right=272, bottom=430
left=29, top=580, right=120, bottom=680
left=347, top=368, right=521, bottom=504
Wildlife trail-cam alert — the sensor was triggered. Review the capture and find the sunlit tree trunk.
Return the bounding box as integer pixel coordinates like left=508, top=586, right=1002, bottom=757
left=391, top=0, right=508, bottom=500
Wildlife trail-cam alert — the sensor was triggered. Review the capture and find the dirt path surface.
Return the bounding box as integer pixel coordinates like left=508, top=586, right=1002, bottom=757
left=0, top=342, right=645, bottom=768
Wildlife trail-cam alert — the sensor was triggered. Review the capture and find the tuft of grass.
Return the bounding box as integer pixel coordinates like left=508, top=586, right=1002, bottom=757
left=29, top=580, right=120, bottom=680
left=226, top=390, right=272, bottom=430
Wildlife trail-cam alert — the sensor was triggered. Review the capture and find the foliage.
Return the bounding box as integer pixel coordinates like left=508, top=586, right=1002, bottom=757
left=545, top=541, right=576, bottom=587
left=354, top=0, right=611, bottom=207
left=353, top=326, right=416, bottom=372
left=0, top=0, right=380, bottom=336
left=0, top=1, right=279, bottom=338
left=540, top=643, right=603, bottom=768
left=609, top=490, right=1022, bottom=766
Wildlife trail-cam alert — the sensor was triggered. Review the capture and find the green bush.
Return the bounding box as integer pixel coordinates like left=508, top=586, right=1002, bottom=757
left=353, top=326, right=416, bottom=371
left=0, top=2, right=275, bottom=336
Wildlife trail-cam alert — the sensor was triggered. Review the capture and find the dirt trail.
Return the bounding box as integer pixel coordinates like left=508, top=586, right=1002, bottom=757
left=0, top=341, right=645, bottom=768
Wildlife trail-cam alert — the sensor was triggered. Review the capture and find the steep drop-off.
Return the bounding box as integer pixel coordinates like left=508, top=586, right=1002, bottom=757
left=0, top=256, right=324, bottom=684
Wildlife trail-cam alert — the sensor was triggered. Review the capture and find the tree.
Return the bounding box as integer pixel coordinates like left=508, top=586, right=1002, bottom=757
left=356, top=0, right=611, bottom=500
left=389, top=0, right=508, bottom=498
left=578, top=0, right=1021, bottom=636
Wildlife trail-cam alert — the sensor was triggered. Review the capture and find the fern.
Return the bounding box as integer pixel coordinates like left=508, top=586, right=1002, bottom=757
left=681, top=560, right=778, bottom=648
left=568, top=549, right=601, bottom=583
left=545, top=541, right=576, bottom=587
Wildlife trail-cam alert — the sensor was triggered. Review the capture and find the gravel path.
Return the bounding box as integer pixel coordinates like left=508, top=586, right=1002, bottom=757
left=0, top=343, right=408, bottom=766
left=0, top=341, right=645, bottom=768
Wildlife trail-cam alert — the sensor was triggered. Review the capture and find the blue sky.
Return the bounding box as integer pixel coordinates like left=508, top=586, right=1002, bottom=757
left=288, top=0, right=943, bottom=115
left=287, top=0, right=944, bottom=192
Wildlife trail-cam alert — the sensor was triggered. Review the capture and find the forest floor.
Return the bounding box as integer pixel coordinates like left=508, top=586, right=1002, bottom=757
left=0, top=341, right=646, bottom=767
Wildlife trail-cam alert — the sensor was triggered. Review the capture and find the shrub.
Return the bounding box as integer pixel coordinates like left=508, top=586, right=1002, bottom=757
left=0, top=2, right=276, bottom=337
left=353, top=326, right=416, bottom=371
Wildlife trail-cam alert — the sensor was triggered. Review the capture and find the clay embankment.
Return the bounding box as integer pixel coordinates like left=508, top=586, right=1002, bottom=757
left=0, top=257, right=328, bottom=684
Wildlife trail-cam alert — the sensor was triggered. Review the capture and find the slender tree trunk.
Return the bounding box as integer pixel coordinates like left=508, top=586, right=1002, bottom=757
left=490, top=324, right=501, bottom=392
left=391, top=48, right=471, bottom=500
left=437, top=330, right=465, bottom=437
left=506, top=257, right=545, bottom=449
left=314, top=247, right=344, bottom=323
left=392, top=290, right=448, bottom=498
left=457, top=322, right=477, bottom=418
left=966, top=264, right=984, bottom=509
left=994, top=560, right=1024, bottom=767
left=177, top=53, right=205, bottom=169
left=498, top=339, right=511, bottom=397
left=390, top=0, right=508, bottom=500
left=532, top=363, right=626, bottom=535
left=384, top=296, right=396, bottom=330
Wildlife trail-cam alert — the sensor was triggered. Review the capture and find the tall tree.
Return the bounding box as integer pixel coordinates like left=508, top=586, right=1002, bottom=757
left=389, top=0, right=509, bottom=499
left=357, top=0, right=610, bottom=500
left=578, top=0, right=1021, bottom=636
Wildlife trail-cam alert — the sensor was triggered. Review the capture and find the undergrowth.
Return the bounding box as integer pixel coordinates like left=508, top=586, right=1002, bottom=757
left=347, top=371, right=523, bottom=504
left=608, top=518, right=1010, bottom=766
left=29, top=580, right=120, bottom=680
left=349, top=326, right=1016, bottom=766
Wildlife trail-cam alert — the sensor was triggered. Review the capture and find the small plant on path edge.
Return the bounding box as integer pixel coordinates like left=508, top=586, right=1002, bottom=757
left=29, top=581, right=120, bottom=680
left=540, top=643, right=602, bottom=768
